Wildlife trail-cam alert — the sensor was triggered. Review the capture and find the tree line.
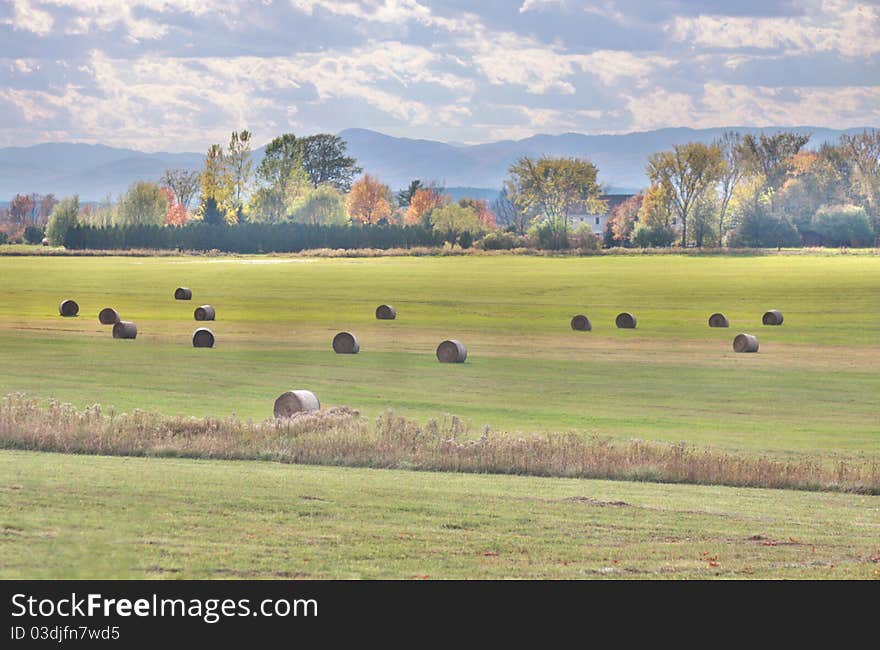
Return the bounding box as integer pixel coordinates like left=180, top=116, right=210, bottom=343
left=2, top=128, right=878, bottom=250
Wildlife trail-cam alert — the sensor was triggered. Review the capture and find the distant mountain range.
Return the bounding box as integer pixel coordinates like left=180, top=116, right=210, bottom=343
left=0, top=126, right=872, bottom=202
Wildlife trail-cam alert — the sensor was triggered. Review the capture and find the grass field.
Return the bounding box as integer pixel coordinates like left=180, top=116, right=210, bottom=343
left=2, top=450, right=878, bottom=579
left=0, top=253, right=878, bottom=456
left=1, top=252, right=878, bottom=580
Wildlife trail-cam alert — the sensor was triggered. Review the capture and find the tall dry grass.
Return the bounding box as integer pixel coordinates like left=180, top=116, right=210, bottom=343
left=0, top=394, right=877, bottom=494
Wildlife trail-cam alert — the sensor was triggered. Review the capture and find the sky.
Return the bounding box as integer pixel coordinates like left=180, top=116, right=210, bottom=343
left=1, top=0, right=878, bottom=151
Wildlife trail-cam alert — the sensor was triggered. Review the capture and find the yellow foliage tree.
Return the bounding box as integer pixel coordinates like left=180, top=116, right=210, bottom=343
left=404, top=187, right=449, bottom=226
left=347, top=174, right=392, bottom=225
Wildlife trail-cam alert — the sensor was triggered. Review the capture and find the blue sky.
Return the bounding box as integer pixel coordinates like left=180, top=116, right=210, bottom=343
left=1, top=0, right=878, bottom=151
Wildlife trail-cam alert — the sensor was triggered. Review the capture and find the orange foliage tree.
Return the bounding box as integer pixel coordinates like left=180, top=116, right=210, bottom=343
left=458, top=197, right=497, bottom=229
left=347, top=174, right=392, bottom=224
left=405, top=187, right=449, bottom=226
left=161, top=187, right=189, bottom=226
left=609, top=192, right=643, bottom=244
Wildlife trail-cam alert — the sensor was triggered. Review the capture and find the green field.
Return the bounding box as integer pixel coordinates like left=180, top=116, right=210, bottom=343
left=2, top=450, right=878, bottom=579
left=1, top=252, right=879, bottom=580
left=0, top=253, right=878, bottom=455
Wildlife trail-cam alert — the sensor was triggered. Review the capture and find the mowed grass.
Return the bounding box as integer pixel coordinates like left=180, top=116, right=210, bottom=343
left=0, top=254, right=878, bottom=456
left=1, top=450, right=877, bottom=579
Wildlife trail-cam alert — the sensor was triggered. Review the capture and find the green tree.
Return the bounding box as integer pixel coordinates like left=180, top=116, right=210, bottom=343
left=715, top=131, right=749, bottom=245
left=292, top=185, right=348, bottom=225
left=430, top=203, right=483, bottom=246
left=200, top=197, right=225, bottom=225
left=396, top=180, right=422, bottom=207
left=226, top=130, right=253, bottom=221
left=298, top=134, right=362, bottom=192
left=689, top=189, right=720, bottom=248
left=647, top=142, right=723, bottom=246
left=45, top=196, right=80, bottom=245
left=255, top=134, right=301, bottom=222
left=840, top=129, right=880, bottom=224
left=631, top=223, right=676, bottom=248
left=505, top=156, right=604, bottom=249
left=728, top=178, right=800, bottom=248
left=810, top=205, right=875, bottom=247
left=115, top=181, right=167, bottom=226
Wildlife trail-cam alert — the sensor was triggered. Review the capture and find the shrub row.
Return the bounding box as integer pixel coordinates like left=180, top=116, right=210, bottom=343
left=64, top=222, right=437, bottom=253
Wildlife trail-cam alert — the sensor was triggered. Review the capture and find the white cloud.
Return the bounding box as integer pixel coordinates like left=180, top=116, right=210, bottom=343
left=625, top=82, right=880, bottom=132
left=468, top=31, right=673, bottom=94
left=668, top=0, right=880, bottom=57
left=4, top=0, right=54, bottom=35
left=4, top=0, right=241, bottom=40
left=518, top=0, right=566, bottom=13
left=289, top=0, right=474, bottom=32
left=1, top=44, right=476, bottom=150
left=2, top=0, right=877, bottom=148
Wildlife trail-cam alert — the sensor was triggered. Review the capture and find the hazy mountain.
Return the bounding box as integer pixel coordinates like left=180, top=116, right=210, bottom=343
left=342, top=126, right=871, bottom=194
left=0, top=143, right=204, bottom=201
left=0, top=126, right=872, bottom=201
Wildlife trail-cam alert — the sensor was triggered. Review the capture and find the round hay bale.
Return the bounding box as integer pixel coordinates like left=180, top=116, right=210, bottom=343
left=192, top=327, right=215, bottom=348
left=274, top=390, right=320, bottom=418
left=762, top=309, right=784, bottom=326
left=112, top=321, right=137, bottom=339
left=174, top=287, right=192, bottom=300
left=375, top=304, right=396, bottom=320
left=332, top=331, right=360, bottom=354
left=708, top=313, right=730, bottom=328
left=733, top=333, right=759, bottom=353
left=98, top=307, right=120, bottom=325
left=615, top=312, right=637, bottom=329
left=59, top=299, right=79, bottom=317
left=570, top=314, right=592, bottom=331
left=436, top=339, right=467, bottom=363
left=194, top=305, right=215, bottom=321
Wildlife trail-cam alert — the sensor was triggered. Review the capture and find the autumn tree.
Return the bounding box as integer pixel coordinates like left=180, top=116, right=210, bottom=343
left=647, top=142, right=723, bottom=246
left=458, top=197, right=496, bottom=229
left=608, top=192, right=643, bottom=245
left=742, top=131, right=811, bottom=193
left=38, top=194, right=57, bottom=225
left=505, top=156, right=603, bottom=247
left=8, top=194, right=35, bottom=226
left=347, top=174, right=393, bottom=225
left=298, top=134, right=362, bottom=192
left=161, top=169, right=200, bottom=211
left=405, top=187, right=449, bottom=226
left=160, top=187, right=189, bottom=226
left=199, top=144, right=234, bottom=224
left=115, top=181, right=168, bottom=226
